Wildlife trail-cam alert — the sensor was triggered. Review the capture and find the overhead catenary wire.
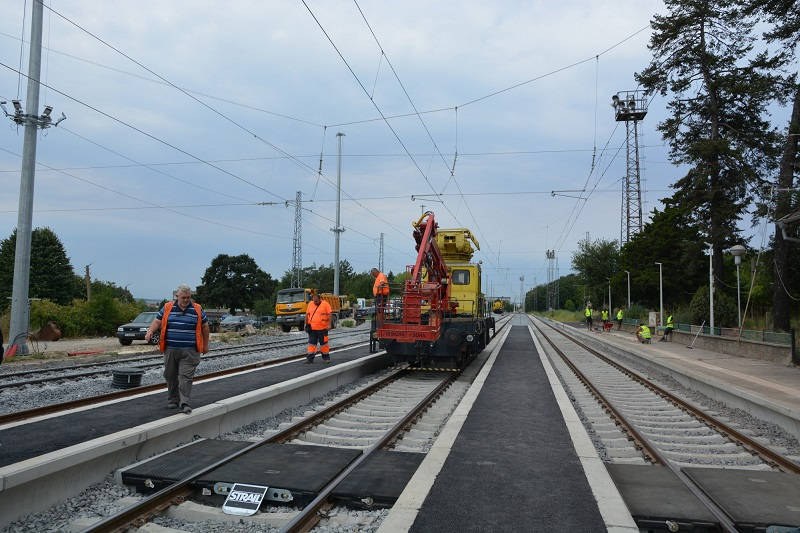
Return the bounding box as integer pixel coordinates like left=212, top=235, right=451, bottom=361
left=302, top=0, right=464, bottom=230
left=34, top=3, right=410, bottom=240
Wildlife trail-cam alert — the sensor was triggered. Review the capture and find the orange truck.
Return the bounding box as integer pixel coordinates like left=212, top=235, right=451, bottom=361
left=274, top=288, right=343, bottom=332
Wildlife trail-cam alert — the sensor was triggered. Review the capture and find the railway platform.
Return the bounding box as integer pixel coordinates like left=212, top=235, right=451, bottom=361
left=379, top=317, right=638, bottom=532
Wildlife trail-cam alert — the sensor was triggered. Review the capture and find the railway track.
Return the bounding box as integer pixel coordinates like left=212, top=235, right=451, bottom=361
left=0, top=316, right=511, bottom=531
left=529, top=315, right=800, bottom=533
left=0, top=328, right=369, bottom=387
left=0, top=329, right=371, bottom=424
left=81, top=367, right=460, bottom=532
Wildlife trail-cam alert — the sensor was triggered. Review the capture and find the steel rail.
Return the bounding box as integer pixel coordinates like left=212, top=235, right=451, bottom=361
left=82, top=366, right=423, bottom=533
left=279, top=368, right=460, bottom=532
left=0, top=329, right=369, bottom=383
left=537, top=316, right=800, bottom=475
left=530, top=316, right=764, bottom=533
left=0, top=340, right=369, bottom=425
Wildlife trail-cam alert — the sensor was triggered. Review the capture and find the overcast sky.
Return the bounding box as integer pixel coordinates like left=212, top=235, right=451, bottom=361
left=1, top=0, right=685, bottom=302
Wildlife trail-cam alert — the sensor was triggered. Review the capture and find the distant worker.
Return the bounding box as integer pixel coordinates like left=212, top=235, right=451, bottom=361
left=584, top=303, right=593, bottom=331
left=371, top=267, right=390, bottom=308
left=601, top=308, right=610, bottom=331
left=305, top=292, right=332, bottom=364
left=660, top=312, right=674, bottom=342
left=616, top=307, right=624, bottom=330
left=145, top=284, right=209, bottom=415
left=636, top=323, right=652, bottom=344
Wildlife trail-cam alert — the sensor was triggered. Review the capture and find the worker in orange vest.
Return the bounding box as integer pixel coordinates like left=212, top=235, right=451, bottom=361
left=145, top=284, right=209, bottom=414
left=305, top=292, right=332, bottom=363
left=371, top=268, right=389, bottom=308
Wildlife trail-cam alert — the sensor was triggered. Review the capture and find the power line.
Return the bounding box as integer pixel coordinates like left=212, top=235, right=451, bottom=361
left=0, top=144, right=669, bottom=173
left=36, top=3, right=411, bottom=240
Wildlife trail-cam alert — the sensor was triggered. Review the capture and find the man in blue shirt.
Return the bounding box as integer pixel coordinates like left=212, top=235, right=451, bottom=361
left=145, top=284, right=209, bottom=414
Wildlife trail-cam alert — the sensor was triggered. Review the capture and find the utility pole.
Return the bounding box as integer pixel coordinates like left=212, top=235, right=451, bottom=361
left=85, top=265, right=92, bottom=302
left=332, top=132, right=345, bottom=295
left=519, top=275, right=524, bottom=313
left=291, top=191, right=302, bottom=288
left=378, top=233, right=384, bottom=273
left=3, top=0, right=66, bottom=355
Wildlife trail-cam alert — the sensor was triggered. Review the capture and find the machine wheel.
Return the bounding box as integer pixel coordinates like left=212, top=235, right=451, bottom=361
left=119, top=338, right=132, bottom=346
left=148, top=331, right=160, bottom=345
left=281, top=325, right=291, bottom=333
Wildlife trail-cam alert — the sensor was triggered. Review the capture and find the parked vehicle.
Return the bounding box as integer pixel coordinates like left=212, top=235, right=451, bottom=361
left=116, top=312, right=159, bottom=346
left=219, top=315, right=255, bottom=332
left=258, top=315, right=275, bottom=325
left=354, top=306, right=375, bottom=324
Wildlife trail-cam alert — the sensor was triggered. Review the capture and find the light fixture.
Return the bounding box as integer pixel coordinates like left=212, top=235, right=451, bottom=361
left=12, top=100, right=22, bottom=113
left=42, top=105, right=52, bottom=117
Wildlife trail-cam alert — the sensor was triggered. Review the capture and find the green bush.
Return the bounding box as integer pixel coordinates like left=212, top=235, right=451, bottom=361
left=689, top=285, right=737, bottom=328
left=26, top=298, right=146, bottom=337
left=339, top=318, right=356, bottom=328
left=563, top=299, right=576, bottom=311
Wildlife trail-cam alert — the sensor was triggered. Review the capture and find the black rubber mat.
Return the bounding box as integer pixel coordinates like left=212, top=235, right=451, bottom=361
left=332, top=450, right=425, bottom=507
left=684, top=467, right=800, bottom=528
left=195, top=442, right=360, bottom=498
left=122, top=439, right=362, bottom=504
left=122, top=439, right=251, bottom=492
left=607, top=464, right=717, bottom=529
left=410, top=324, right=607, bottom=532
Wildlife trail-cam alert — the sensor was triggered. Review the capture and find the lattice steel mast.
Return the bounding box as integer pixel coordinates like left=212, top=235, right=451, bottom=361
left=612, top=91, right=647, bottom=244
left=291, top=190, right=302, bottom=288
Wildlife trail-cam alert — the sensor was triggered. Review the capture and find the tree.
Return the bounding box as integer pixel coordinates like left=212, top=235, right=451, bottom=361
left=637, top=0, right=783, bottom=288
left=618, top=204, right=707, bottom=309
left=195, top=254, right=276, bottom=314
left=0, top=227, right=77, bottom=310
left=742, top=0, right=800, bottom=331
left=571, top=238, right=619, bottom=307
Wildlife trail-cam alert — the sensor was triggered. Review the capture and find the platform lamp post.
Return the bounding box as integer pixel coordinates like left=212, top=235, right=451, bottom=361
left=704, top=242, right=714, bottom=335
left=624, top=270, right=631, bottom=309
left=654, top=262, right=663, bottom=327
left=729, top=245, right=746, bottom=330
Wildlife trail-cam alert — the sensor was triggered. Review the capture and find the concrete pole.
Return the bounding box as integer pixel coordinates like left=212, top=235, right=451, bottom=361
left=655, top=262, right=663, bottom=327
left=624, top=270, right=630, bottom=309
left=705, top=242, right=714, bottom=334
left=8, top=0, right=44, bottom=355
left=332, top=132, right=345, bottom=295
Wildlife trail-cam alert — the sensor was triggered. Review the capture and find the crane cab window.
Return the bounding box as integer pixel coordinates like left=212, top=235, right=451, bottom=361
left=451, top=269, right=470, bottom=285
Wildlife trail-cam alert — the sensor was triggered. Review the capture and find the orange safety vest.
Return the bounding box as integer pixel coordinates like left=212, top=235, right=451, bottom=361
left=306, top=300, right=331, bottom=330
left=373, top=272, right=389, bottom=296
left=159, top=301, right=207, bottom=353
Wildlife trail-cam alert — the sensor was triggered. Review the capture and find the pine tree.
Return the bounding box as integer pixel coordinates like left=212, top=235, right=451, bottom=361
left=743, top=0, right=800, bottom=331
left=636, top=0, right=783, bottom=287
left=0, top=227, right=78, bottom=309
